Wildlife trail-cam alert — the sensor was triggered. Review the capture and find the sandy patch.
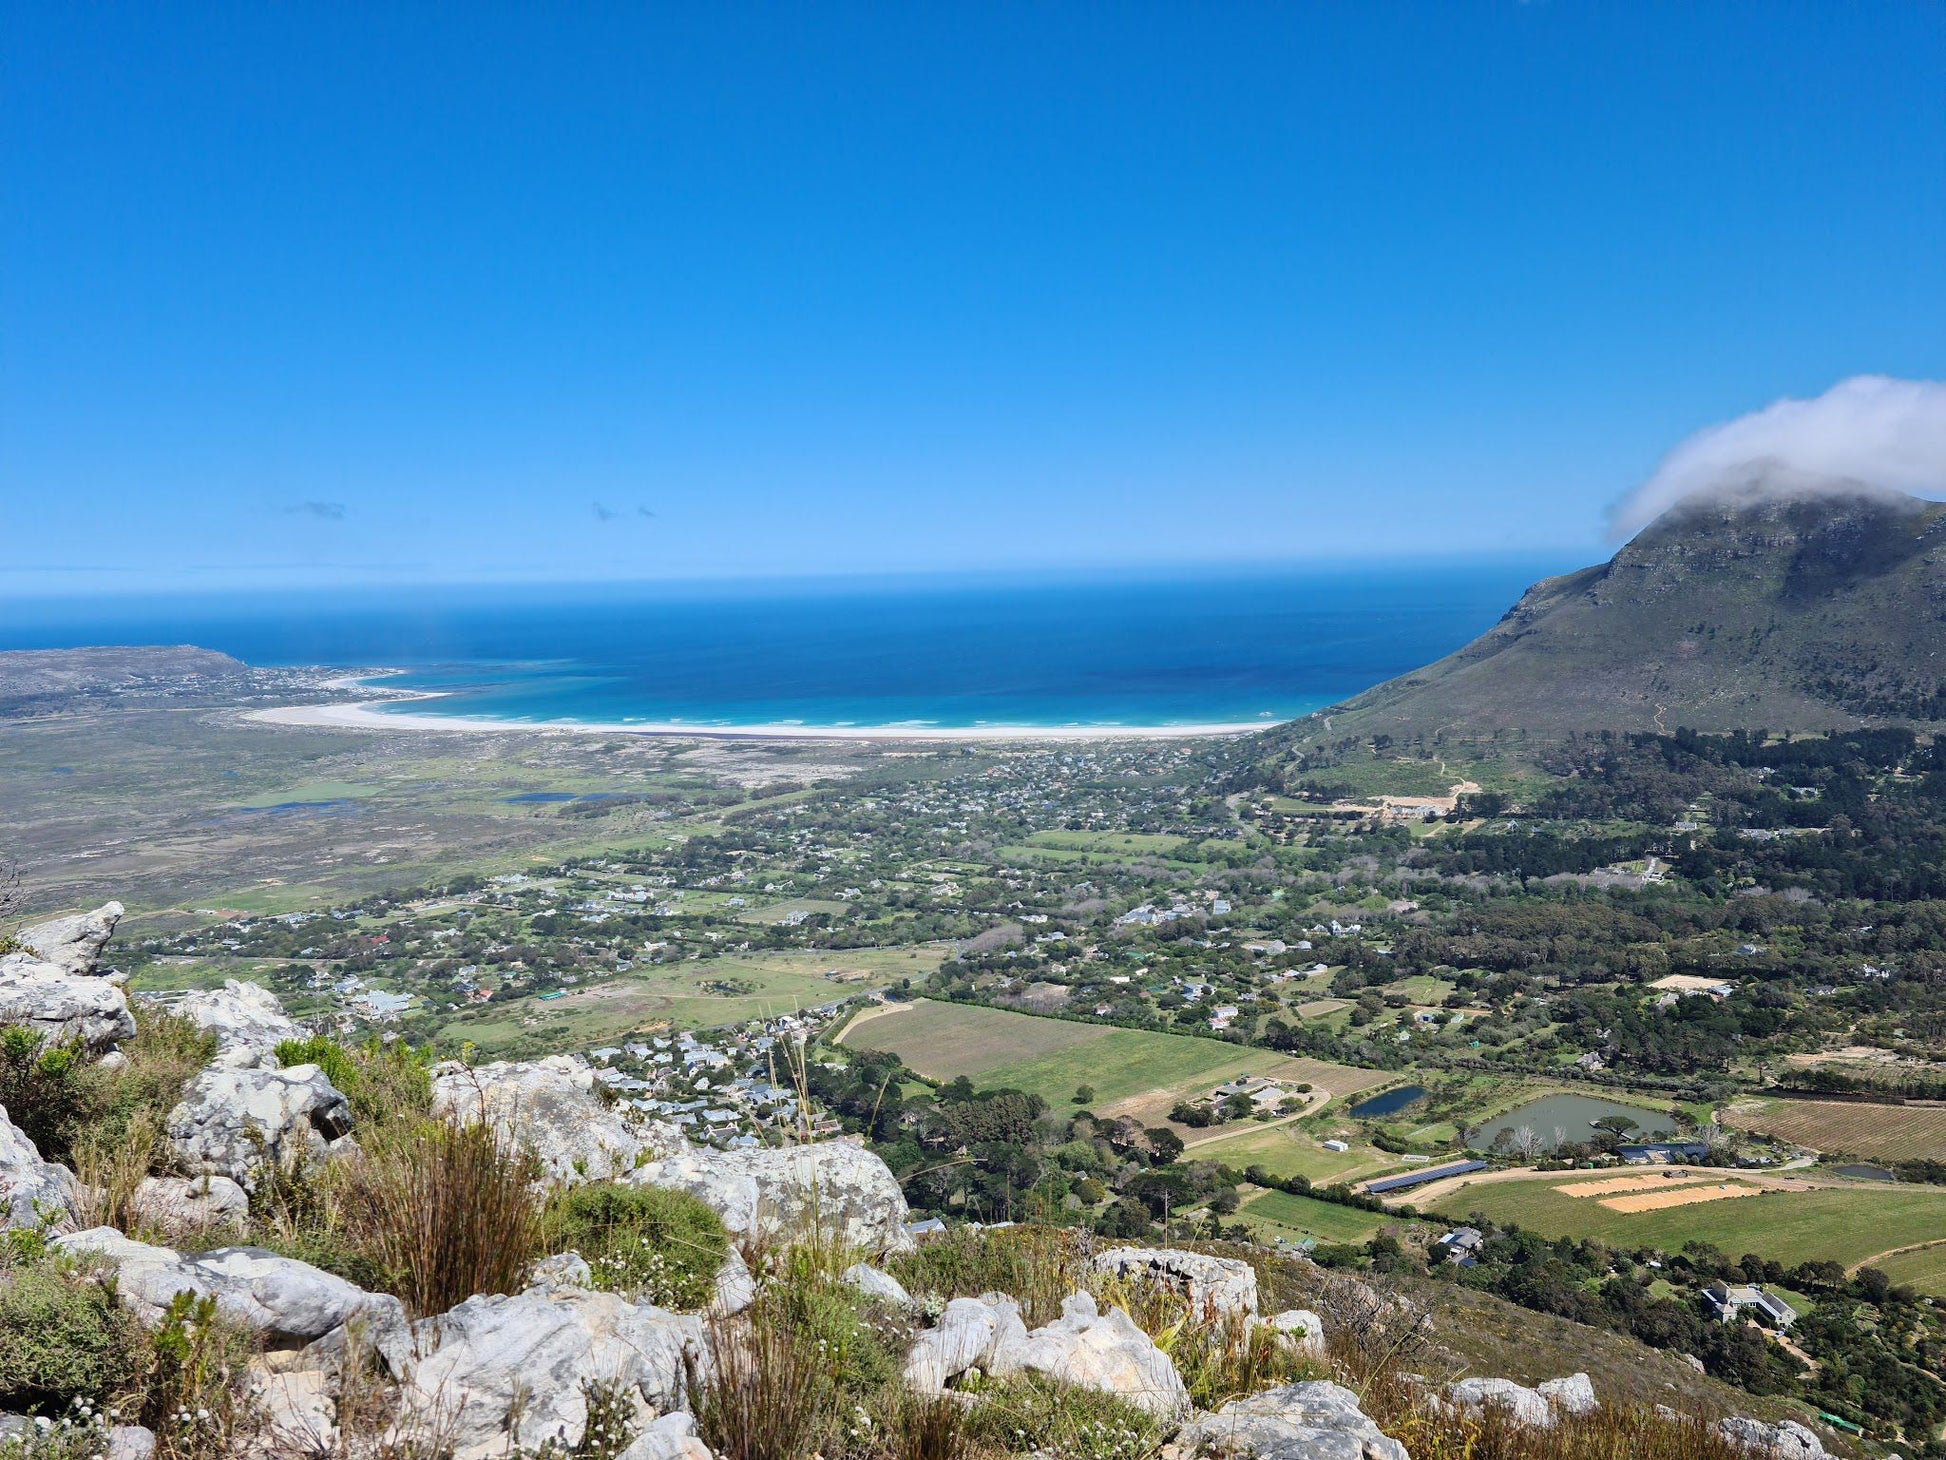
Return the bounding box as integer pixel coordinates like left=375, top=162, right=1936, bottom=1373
left=1599, top=1183, right=1761, bottom=1213
left=1556, top=1173, right=1715, bottom=1198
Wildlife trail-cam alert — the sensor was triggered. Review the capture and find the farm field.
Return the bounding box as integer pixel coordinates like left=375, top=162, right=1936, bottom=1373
left=1430, top=1173, right=1946, bottom=1270
left=447, top=947, right=942, bottom=1055
left=1189, top=1121, right=1395, bottom=1185
left=1235, top=1188, right=1395, bottom=1246
left=1720, top=1096, right=1946, bottom=1163
left=837, top=998, right=1388, bottom=1112
left=1873, top=1243, right=1946, bottom=1298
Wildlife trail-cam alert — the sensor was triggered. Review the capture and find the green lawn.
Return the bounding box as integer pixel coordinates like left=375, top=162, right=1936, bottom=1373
left=1431, top=1176, right=1946, bottom=1270
left=1237, top=1188, right=1393, bottom=1245
left=1190, top=1122, right=1391, bottom=1185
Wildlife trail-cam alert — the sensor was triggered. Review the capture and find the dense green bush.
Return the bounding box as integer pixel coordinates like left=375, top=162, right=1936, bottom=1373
left=0, top=1028, right=92, bottom=1162
left=272, top=1034, right=432, bottom=1126
left=0, top=1261, right=139, bottom=1415
left=544, top=1182, right=728, bottom=1310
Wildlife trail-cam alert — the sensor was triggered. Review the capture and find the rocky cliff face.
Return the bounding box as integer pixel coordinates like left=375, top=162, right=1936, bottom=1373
left=1278, top=484, right=1946, bottom=743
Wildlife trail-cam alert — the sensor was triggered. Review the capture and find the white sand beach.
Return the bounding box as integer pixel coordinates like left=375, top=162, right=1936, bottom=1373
left=244, top=690, right=1273, bottom=742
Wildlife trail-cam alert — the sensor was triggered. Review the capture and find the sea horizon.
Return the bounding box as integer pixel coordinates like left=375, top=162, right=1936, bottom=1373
left=0, top=558, right=1571, bottom=732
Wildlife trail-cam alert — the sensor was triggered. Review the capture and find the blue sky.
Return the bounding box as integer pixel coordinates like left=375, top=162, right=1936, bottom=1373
left=4, top=3, right=1942, bottom=595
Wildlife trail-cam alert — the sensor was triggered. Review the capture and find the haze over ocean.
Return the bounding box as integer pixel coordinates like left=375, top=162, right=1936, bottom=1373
left=0, top=561, right=1565, bottom=730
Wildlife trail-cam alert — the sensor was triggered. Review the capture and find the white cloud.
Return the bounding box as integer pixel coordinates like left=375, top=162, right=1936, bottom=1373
left=1608, top=375, right=1946, bottom=540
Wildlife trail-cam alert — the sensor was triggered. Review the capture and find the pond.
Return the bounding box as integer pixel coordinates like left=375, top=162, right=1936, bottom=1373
left=1831, top=1163, right=1897, bottom=1182
left=1468, top=1094, right=1678, bottom=1151
left=1351, top=1084, right=1428, bottom=1118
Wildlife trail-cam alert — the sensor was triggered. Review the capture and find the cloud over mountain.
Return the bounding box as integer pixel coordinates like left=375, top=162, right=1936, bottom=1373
left=1609, top=376, right=1946, bottom=540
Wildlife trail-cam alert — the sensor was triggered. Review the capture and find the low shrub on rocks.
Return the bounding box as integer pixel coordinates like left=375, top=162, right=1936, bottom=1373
left=543, top=1181, right=728, bottom=1310
left=0, top=1258, right=139, bottom=1417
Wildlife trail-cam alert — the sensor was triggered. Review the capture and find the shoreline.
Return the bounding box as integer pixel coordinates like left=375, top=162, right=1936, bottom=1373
left=244, top=691, right=1277, bottom=743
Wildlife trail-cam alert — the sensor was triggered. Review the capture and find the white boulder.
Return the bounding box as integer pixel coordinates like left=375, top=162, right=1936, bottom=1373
left=617, top=1410, right=713, bottom=1460
left=17, top=903, right=124, bottom=977
left=1093, top=1245, right=1259, bottom=1318
left=130, top=1174, right=250, bottom=1231
left=1719, top=1418, right=1830, bottom=1460
left=53, top=1228, right=410, bottom=1367
left=1268, top=1308, right=1326, bottom=1357
left=1446, top=1377, right=1553, bottom=1428
left=165, top=1064, right=353, bottom=1188
left=629, top=1138, right=913, bottom=1257
left=903, top=1293, right=1030, bottom=1395
left=1006, top=1290, right=1190, bottom=1418
left=398, top=1285, right=705, bottom=1458
left=0, top=1103, right=78, bottom=1230
left=1538, top=1374, right=1598, bottom=1415
left=170, top=980, right=303, bottom=1069
left=1167, top=1380, right=1411, bottom=1460
left=0, top=953, right=135, bottom=1050
left=433, top=1056, right=678, bottom=1186
left=843, top=1262, right=917, bottom=1311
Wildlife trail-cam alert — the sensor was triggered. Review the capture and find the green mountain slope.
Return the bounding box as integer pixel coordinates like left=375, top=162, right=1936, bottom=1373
left=1292, top=484, right=1946, bottom=743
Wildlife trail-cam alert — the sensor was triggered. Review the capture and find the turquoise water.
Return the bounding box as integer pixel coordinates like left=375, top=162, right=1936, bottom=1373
left=3, top=561, right=1566, bottom=730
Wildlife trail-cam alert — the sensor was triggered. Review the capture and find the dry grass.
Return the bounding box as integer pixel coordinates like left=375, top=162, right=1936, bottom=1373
left=1597, top=1184, right=1759, bottom=1214
left=1721, top=1098, right=1946, bottom=1164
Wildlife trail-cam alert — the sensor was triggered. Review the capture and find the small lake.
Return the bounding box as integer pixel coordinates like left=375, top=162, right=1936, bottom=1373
left=1468, top=1094, right=1678, bottom=1151
left=1352, top=1084, right=1428, bottom=1118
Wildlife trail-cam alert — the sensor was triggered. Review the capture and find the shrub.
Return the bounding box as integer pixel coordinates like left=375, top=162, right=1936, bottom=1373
left=543, top=1183, right=727, bottom=1310
left=345, top=1116, right=544, bottom=1317
left=887, top=1224, right=1083, bottom=1328
left=131, top=1291, right=258, bottom=1460
left=69, top=1108, right=173, bottom=1239
left=91, top=1013, right=217, bottom=1148
left=273, top=1035, right=432, bottom=1127
left=692, top=1306, right=837, bottom=1460
left=957, top=1373, right=1164, bottom=1460
left=0, top=1261, right=140, bottom=1415
left=0, top=1028, right=92, bottom=1162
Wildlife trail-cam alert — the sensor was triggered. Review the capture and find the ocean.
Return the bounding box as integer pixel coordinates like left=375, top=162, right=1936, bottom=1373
left=2, top=561, right=1566, bottom=731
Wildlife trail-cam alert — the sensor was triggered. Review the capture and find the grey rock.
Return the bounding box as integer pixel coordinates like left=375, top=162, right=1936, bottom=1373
left=843, top=1262, right=916, bottom=1310
left=904, top=1293, right=1029, bottom=1394
left=1719, top=1418, right=1830, bottom=1460
left=105, top=1424, right=156, bottom=1460
left=433, top=1056, right=680, bottom=1186
left=165, top=1064, right=353, bottom=1188
left=1267, top=1308, right=1326, bottom=1357
left=1537, top=1374, right=1598, bottom=1415
left=629, top=1138, right=913, bottom=1257
left=0, top=1103, right=78, bottom=1230
left=170, top=980, right=303, bottom=1070
left=1447, top=1378, right=1552, bottom=1428
left=529, top=1251, right=597, bottom=1292
left=1093, top=1246, right=1259, bottom=1318
left=1003, top=1290, right=1190, bottom=1419
left=708, top=1247, right=755, bottom=1318
left=399, top=1286, right=706, bottom=1457
left=53, top=1227, right=410, bottom=1369
left=618, top=1410, right=714, bottom=1460
left=130, top=1174, right=250, bottom=1232
left=1168, top=1380, right=1410, bottom=1460
left=18, top=902, right=123, bottom=977
left=250, top=1363, right=335, bottom=1456
left=0, top=953, right=136, bottom=1051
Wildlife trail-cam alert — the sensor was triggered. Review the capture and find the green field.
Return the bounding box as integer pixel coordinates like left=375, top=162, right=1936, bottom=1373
left=1236, top=1188, right=1394, bottom=1245
left=1431, top=1175, right=1946, bottom=1270
left=1188, top=1121, right=1392, bottom=1185
left=1874, top=1243, right=1946, bottom=1297
left=838, top=998, right=1387, bottom=1112
left=447, top=947, right=942, bottom=1054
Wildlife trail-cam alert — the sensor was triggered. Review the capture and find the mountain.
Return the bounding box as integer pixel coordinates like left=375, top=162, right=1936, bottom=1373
left=1290, top=481, right=1946, bottom=743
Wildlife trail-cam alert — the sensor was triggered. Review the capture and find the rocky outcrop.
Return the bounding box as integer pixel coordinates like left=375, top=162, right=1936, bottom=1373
left=171, top=980, right=303, bottom=1069
left=0, top=1103, right=78, bottom=1230
left=433, top=1056, right=679, bottom=1186
left=1008, top=1290, right=1190, bottom=1418
left=397, top=1283, right=706, bottom=1458
left=1719, top=1417, right=1830, bottom=1460
left=0, top=953, right=135, bottom=1050
left=1093, top=1246, right=1259, bottom=1319
left=904, top=1290, right=1188, bottom=1418
left=130, top=1174, right=250, bottom=1231
left=18, top=902, right=124, bottom=977
left=630, top=1138, right=913, bottom=1257
left=1267, top=1309, right=1325, bottom=1358
left=1167, top=1380, right=1411, bottom=1460
left=165, top=1064, right=353, bottom=1188
left=54, top=1227, right=410, bottom=1368
left=1444, top=1374, right=1597, bottom=1428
